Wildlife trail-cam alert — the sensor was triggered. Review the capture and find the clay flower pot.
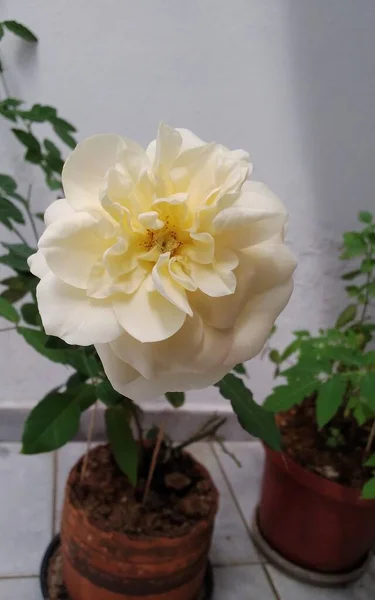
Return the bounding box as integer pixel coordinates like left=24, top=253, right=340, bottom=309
left=256, top=446, right=375, bottom=578
left=60, top=453, right=218, bottom=600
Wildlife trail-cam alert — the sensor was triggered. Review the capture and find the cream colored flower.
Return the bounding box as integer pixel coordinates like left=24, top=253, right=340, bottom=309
left=29, top=124, right=296, bottom=400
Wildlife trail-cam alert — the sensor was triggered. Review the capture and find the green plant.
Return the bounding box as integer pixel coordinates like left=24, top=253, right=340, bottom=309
left=0, top=18, right=280, bottom=488
left=264, top=211, right=375, bottom=497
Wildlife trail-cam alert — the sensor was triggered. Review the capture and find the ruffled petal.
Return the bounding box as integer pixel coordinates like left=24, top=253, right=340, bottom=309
left=152, top=253, right=192, bottom=315
left=108, top=312, right=232, bottom=380
left=184, top=232, right=215, bottom=264
left=38, top=212, right=111, bottom=289
left=244, top=241, right=297, bottom=293
left=27, top=250, right=49, bottom=279
left=213, top=206, right=286, bottom=249
left=113, top=279, right=186, bottom=343
left=224, top=279, right=294, bottom=366
left=44, top=199, right=74, bottom=226
left=36, top=272, right=123, bottom=345
left=62, top=135, right=127, bottom=211
left=189, top=262, right=236, bottom=297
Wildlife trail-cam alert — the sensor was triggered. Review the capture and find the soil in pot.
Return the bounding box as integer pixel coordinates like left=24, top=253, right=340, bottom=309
left=278, top=395, right=374, bottom=488
left=61, top=443, right=218, bottom=600
left=68, top=443, right=216, bottom=537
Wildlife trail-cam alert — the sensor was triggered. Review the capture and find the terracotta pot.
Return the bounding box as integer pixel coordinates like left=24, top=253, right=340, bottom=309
left=61, top=454, right=218, bottom=600
left=258, top=446, right=375, bottom=573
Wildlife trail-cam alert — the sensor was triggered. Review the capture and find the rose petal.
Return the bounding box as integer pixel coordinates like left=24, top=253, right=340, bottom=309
left=37, top=272, right=123, bottom=345
left=44, top=198, right=75, bottom=226
left=27, top=251, right=49, bottom=279
left=184, top=232, right=215, bottom=265
left=62, top=134, right=127, bottom=211
left=189, top=262, right=236, bottom=297
left=38, top=212, right=111, bottom=289
left=152, top=253, right=192, bottom=315
left=224, top=279, right=294, bottom=366
left=113, top=279, right=186, bottom=343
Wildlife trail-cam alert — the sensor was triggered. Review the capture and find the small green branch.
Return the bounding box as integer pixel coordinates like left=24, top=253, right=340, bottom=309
left=24, top=184, right=39, bottom=244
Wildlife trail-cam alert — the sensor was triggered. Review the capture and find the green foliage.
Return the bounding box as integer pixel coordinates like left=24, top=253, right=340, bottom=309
left=165, top=391, right=185, bottom=408
left=216, top=374, right=281, bottom=451
left=362, top=478, right=375, bottom=500
left=0, top=297, right=19, bottom=323
left=22, top=389, right=83, bottom=454
left=105, top=404, right=139, bottom=485
left=2, top=21, right=38, bottom=42
left=265, top=211, right=375, bottom=495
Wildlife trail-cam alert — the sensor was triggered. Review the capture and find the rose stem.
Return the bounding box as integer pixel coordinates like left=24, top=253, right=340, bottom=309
left=365, top=419, right=375, bottom=458
left=80, top=401, right=98, bottom=483
left=142, top=422, right=165, bottom=505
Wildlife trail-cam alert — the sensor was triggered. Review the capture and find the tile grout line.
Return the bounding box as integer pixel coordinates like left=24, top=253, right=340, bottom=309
left=211, top=443, right=282, bottom=600
left=52, top=451, right=58, bottom=537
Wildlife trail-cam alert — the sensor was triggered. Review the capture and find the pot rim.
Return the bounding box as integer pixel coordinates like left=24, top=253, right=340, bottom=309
left=264, top=445, right=375, bottom=507
left=62, top=448, right=219, bottom=547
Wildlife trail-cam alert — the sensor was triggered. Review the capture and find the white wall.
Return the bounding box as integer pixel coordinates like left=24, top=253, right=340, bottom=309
left=1, top=0, right=374, bottom=411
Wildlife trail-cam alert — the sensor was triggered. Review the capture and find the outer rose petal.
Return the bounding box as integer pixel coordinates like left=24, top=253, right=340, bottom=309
left=245, top=242, right=297, bottom=293
left=37, top=272, right=123, bottom=345
left=224, top=279, right=294, bottom=366
left=28, top=251, right=49, bottom=279
left=113, top=280, right=186, bottom=343
left=96, top=343, right=230, bottom=402
left=38, top=212, right=111, bottom=289
left=44, top=198, right=75, bottom=226
left=62, top=135, right=127, bottom=211
left=108, top=312, right=233, bottom=379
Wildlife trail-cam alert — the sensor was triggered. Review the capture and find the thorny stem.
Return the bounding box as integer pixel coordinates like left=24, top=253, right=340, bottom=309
left=80, top=401, right=98, bottom=482
left=142, top=421, right=165, bottom=505
left=365, top=420, right=375, bottom=458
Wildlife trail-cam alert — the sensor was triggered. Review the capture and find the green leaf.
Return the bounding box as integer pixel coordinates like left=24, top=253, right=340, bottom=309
left=316, top=376, right=346, bottom=429
left=3, top=21, right=38, bottom=42
left=364, top=453, right=375, bottom=468
left=233, top=363, right=247, bottom=375
left=364, top=351, right=375, bottom=365
left=345, top=285, right=360, bottom=297
left=280, top=339, right=301, bottom=361
left=269, top=349, right=281, bottom=364
left=165, top=391, right=185, bottom=408
left=44, top=139, right=60, bottom=155
left=76, top=385, right=97, bottom=412
left=2, top=243, right=34, bottom=258
left=17, top=327, right=69, bottom=363
left=341, top=232, right=366, bottom=258
left=362, top=477, right=375, bottom=500
left=0, top=275, right=29, bottom=303
left=22, top=391, right=80, bottom=454
left=51, top=117, right=76, bottom=133
left=0, top=24, right=4, bottom=41
left=264, top=380, right=318, bottom=413
left=361, top=258, right=373, bottom=273
left=216, top=374, right=281, bottom=450
left=11, top=129, right=41, bottom=152
left=342, top=270, right=361, bottom=281
left=21, top=303, right=40, bottom=326
left=0, top=243, right=34, bottom=272
left=0, top=174, right=17, bottom=194
left=106, top=404, right=139, bottom=485
left=335, top=305, right=357, bottom=328
left=368, top=282, right=375, bottom=298
left=324, top=346, right=364, bottom=367
left=360, top=373, right=375, bottom=411
left=35, top=212, right=45, bottom=221
left=53, top=124, right=76, bottom=149
left=97, top=380, right=122, bottom=406
left=25, top=148, right=43, bottom=164
left=0, top=196, right=24, bottom=224
left=0, top=297, right=19, bottom=323
left=358, top=211, right=373, bottom=224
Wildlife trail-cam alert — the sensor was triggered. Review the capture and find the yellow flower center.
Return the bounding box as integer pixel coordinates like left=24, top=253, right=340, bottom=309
left=144, top=224, right=183, bottom=257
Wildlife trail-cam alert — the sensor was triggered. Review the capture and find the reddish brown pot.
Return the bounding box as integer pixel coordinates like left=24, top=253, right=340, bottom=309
left=61, top=454, right=218, bottom=600
left=258, top=446, right=375, bottom=573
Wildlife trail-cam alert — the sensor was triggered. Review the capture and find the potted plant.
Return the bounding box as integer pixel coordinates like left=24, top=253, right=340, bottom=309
left=253, top=212, right=375, bottom=585
left=0, top=18, right=296, bottom=599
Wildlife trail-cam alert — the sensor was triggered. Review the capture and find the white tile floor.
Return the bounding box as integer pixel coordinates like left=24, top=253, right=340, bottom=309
left=0, top=440, right=374, bottom=599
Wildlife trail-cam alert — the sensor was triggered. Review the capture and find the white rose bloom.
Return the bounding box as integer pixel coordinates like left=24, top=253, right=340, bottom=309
left=29, top=124, right=296, bottom=401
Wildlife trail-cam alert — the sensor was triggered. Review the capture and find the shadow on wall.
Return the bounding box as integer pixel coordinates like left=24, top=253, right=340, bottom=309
left=285, top=1, right=375, bottom=326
